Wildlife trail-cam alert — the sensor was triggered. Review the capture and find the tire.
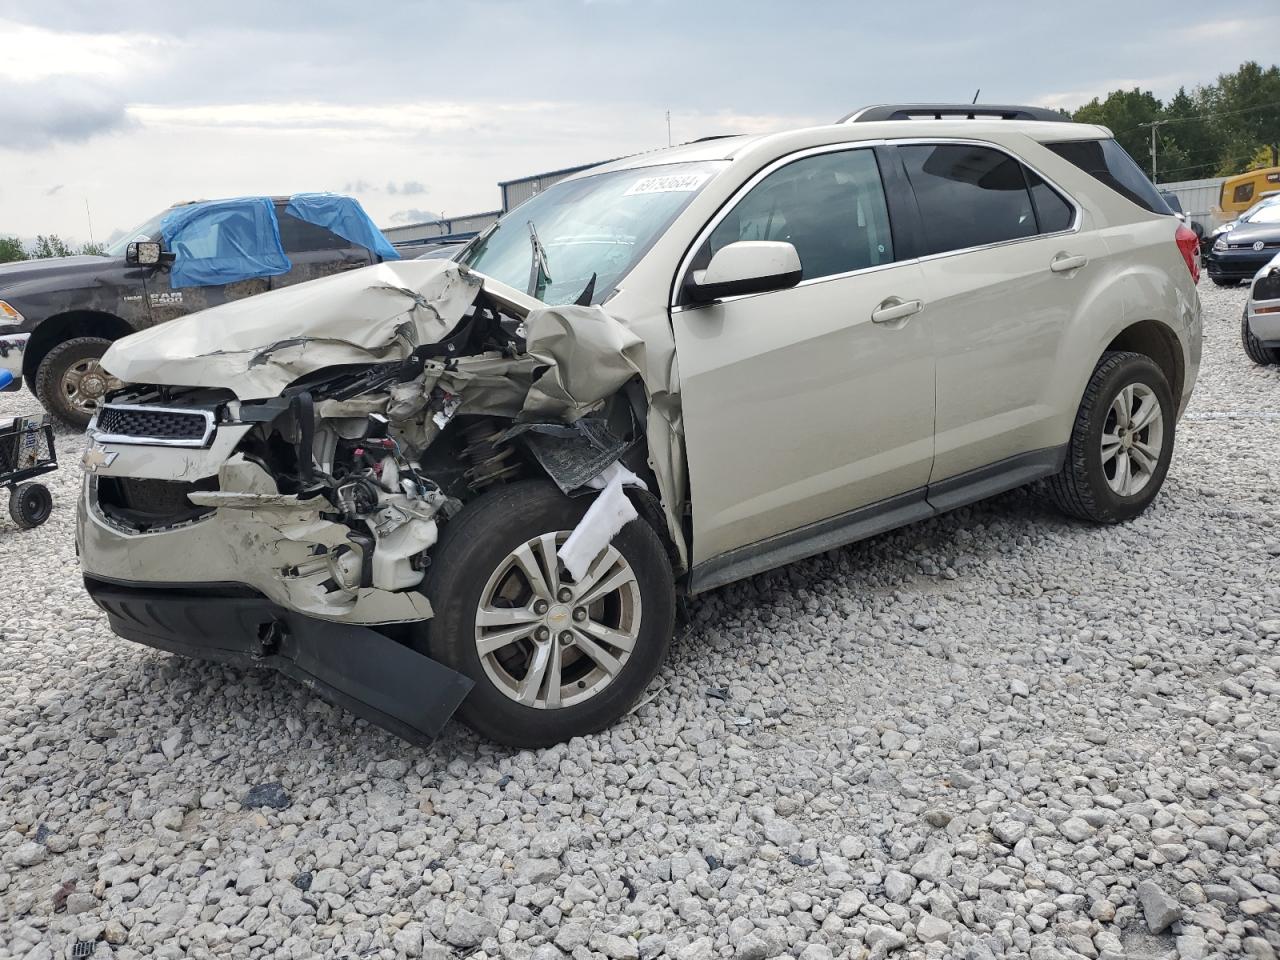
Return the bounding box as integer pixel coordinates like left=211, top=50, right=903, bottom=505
left=1242, top=310, right=1280, bottom=365
left=1211, top=278, right=1237, bottom=288
left=35, top=336, right=118, bottom=429
left=422, top=479, right=675, bottom=747
left=9, top=482, right=53, bottom=529
left=1046, top=351, right=1176, bottom=524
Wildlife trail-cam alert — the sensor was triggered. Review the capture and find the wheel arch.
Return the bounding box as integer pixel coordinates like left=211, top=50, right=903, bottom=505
left=22, top=310, right=136, bottom=383
left=1102, top=318, right=1185, bottom=409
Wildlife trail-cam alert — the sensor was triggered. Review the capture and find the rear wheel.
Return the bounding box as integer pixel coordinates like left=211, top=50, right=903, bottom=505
left=35, top=336, right=121, bottom=429
left=422, top=480, right=675, bottom=747
left=1211, top=278, right=1237, bottom=287
left=1046, top=351, right=1175, bottom=524
left=1242, top=310, right=1280, bottom=365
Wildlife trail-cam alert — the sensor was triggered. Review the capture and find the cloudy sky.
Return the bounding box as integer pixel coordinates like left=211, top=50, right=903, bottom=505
left=2, top=0, right=1277, bottom=246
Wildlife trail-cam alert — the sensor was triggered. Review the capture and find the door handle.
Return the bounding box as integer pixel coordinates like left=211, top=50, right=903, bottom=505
left=1050, top=253, right=1088, bottom=273
left=871, top=297, right=924, bottom=325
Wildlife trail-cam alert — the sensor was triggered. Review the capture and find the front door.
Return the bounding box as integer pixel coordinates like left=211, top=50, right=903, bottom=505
left=673, top=146, right=935, bottom=566
left=145, top=202, right=278, bottom=323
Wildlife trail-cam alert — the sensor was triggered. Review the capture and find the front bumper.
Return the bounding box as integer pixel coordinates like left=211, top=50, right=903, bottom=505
left=0, top=331, right=26, bottom=390
left=1207, top=250, right=1277, bottom=280
left=84, top=575, right=473, bottom=744
left=77, top=442, right=435, bottom=625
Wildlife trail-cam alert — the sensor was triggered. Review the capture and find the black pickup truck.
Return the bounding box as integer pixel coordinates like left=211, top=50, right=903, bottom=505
left=0, top=193, right=399, bottom=427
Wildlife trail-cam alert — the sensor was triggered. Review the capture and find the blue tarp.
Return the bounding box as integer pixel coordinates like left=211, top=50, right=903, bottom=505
left=286, top=193, right=400, bottom=261
left=162, top=198, right=291, bottom=289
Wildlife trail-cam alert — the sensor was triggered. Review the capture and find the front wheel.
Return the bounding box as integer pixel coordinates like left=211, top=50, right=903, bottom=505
left=35, top=336, right=122, bottom=429
left=1242, top=310, right=1280, bottom=365
left=422, top=480, right=675, bottom=748
left=1046, top=351, right=1176, bottom=524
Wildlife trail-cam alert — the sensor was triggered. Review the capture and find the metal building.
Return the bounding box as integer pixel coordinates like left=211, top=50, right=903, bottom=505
left=381, top=159, right=610, bottom=254
left=497, top=161, right=607, bottom=213
left=1155, top=177, right=1227, bottom=233
left=381, top=211, right=502, bottom=250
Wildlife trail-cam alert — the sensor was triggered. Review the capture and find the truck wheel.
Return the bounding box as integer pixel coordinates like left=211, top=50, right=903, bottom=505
left=35, top=336, right=121, bottom=429
left=9, top=482, right=53, bottom=529
left=1242, top=310, right=1280, bottom=365
left=1046, top=351, right=1175, bottom=524
left=422, top=479, right=674, bottom=748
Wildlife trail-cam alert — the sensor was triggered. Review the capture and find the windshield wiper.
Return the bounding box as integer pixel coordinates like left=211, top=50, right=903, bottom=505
left=527, top=221, right=552, bottom=300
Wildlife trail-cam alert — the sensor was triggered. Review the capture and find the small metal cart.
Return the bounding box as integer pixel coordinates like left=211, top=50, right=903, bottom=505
left=0, top=413, right=57, bottom=528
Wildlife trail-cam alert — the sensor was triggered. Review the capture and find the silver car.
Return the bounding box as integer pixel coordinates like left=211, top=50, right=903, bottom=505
left=1242, top=251, right=1280, bottom=365
left=77, top=104, right=1202, bottom=747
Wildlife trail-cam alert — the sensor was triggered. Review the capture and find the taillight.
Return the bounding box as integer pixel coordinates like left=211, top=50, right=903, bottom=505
left=1175, top=223, right=1200, bottom=284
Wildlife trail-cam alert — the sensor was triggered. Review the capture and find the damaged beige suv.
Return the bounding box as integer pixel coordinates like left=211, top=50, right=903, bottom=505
left=78, top=104, right=1202, bottom=747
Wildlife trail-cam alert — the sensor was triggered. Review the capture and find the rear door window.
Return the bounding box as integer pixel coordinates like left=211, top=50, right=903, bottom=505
left=699, top=148, right=895, bottom=282
left=898, top=144, right=1038, bottom=255
left=1026, top=169, right=1075, bottom=233
left=277, top=210, right=354, bottom=253
left=1046, top=139, right=1170, bottom=214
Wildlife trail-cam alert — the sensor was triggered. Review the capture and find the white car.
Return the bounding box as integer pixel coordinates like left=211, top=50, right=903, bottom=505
left=77, top=103, right=1202, bottom=747
left=1242, top=250, right=1280, bottom=365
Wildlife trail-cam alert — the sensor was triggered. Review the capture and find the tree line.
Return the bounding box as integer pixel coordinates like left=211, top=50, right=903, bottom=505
left=0, top=235, right=106, bottom=264
left=1070, top=60, right=1280, bottom=184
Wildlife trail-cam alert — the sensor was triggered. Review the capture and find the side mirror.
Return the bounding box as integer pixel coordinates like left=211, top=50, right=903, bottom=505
left=685, top=241, right=803, bottom=304
left=126, top=241, right=165, bottom=266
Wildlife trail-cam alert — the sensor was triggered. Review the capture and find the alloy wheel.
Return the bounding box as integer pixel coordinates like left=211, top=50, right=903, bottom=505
left=1101, top=382, right=1164, bottom=497
left=473, top=532, right=642, bottom=709
left=61, top=358, right=122, bottom=416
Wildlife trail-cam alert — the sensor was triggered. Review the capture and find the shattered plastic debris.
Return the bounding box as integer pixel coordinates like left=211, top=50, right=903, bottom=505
left=558, top=462, right=646, bottom=582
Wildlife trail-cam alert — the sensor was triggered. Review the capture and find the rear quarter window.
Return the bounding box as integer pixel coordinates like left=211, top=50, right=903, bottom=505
left=1046, top=139, right=1171, bottom=215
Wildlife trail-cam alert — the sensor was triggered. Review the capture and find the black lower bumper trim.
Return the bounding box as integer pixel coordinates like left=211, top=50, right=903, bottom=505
left=84, top=577, right=473, bottom=746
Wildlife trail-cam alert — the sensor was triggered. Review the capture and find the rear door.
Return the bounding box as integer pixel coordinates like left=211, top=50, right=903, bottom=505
left=672, top=145, right=935, bottom=566
left=271, top=205, right=375, bottom=289
left=894, top=140, right=1109, bottom=484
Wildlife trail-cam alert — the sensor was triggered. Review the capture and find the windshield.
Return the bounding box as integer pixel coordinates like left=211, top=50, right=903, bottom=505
left=105, top=209, right=172, bottom=257
left=1241, top=200, right=1280, bottom=225
left=459, top=161, right=726, bottom=305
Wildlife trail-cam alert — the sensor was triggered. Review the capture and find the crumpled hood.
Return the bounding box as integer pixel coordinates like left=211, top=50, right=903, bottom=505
left=102, top=260, right=529, bottom=399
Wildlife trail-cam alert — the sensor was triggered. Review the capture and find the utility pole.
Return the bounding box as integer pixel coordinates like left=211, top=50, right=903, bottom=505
left=666, top=110, right=672, bottom=148
left=1150, top=122, right=1158, bottom=183
left=1146, top=118, right=1170, bottom=184
left=85, top=199, right=95, bottom=244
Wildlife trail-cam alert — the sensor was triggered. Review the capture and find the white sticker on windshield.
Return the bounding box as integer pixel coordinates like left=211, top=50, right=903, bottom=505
left=623, top=172, right=711, bottom=196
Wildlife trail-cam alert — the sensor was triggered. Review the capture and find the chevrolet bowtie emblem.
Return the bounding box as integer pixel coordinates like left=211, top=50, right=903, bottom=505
left=81, top=445, right=118, bottom=473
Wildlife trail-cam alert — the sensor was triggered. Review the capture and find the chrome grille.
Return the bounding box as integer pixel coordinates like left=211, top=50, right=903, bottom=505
left=93, top=404, right=214, bottom=447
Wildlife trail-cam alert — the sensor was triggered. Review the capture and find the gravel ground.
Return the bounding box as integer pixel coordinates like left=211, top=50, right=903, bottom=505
left=1, top=282, right=1278, bottom=960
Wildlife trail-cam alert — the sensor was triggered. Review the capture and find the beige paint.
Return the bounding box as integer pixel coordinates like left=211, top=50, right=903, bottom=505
left=83, top=115, right=1202, bottom=617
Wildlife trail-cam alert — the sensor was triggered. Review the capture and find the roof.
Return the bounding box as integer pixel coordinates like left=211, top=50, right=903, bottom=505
left=562, top=115, right=1111, bottom=186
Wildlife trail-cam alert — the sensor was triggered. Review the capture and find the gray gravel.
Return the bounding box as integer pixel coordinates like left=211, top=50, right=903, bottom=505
left=2, top=282, right=1278, bottom=960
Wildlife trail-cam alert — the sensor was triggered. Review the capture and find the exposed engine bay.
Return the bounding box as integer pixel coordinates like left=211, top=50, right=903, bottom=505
left=79, top=260, right=684, bottom=627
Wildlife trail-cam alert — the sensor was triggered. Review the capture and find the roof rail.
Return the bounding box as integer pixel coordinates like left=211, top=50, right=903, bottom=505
left=841, top=103, right=1067, bottom=123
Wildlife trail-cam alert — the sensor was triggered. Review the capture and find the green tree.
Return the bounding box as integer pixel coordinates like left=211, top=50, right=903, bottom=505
left=0, top=236, right=27, bottom=263
left=80, top=241, right=107, bottom=256
left=1073, top=88, right=1163, bottom=178
left=1212, top=61, right=1280, bottom=173
left=32, top=235, right=73, bottom=259
left=1155, top=86, right=1221, bottom=182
